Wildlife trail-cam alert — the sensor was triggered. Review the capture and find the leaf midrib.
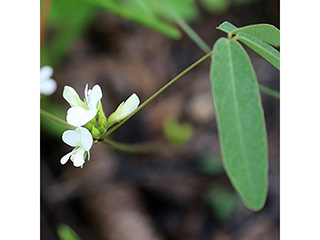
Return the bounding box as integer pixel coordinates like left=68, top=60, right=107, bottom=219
left=226, top=40, right=255, bottom=199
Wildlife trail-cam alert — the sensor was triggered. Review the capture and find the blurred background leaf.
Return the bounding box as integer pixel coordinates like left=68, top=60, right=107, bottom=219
left=205, top=187, right=239, bottom=221
left=199, top=153, right=224, bottom=175
left=57, top=224, right=80, bottom=240
left=163, top=118, right=193, bottom=146
left=199, top=0, right=231, bottom=15
left=41, top=0, right=97, bottom=67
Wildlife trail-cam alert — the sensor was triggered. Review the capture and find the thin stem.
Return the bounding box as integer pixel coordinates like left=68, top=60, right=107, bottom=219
left=40, top=109, right=75, bottom=129
left=259, top=85, right=280, bottom=99
left=101, top=139, right=159, bottom=153
left=102, top=50, right=213, bottom=138
left=174, top=14, right=211, bottom=53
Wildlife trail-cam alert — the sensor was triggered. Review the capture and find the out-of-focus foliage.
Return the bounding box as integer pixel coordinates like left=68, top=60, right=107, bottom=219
left=199, top=0, right=231, bottom=15
left=41, top=0, right=96, bottom=67
left=163, top=118, right=193, bottom=146
left=205, top=187, right=239, bottom=221
left=41, top=0, right=252, bottom=67
left=57, top=224, right=80, bottom=240
left=199, top=153, right=224, bottom=175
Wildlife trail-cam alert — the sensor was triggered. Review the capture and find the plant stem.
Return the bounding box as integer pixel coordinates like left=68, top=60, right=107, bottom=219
left=101, top=139, right=159, bottom=153
left=259, top=85, right=280, bottom=99
left=102, top=50, right=213, bottom=138
left=174, top=14, right=211, bottom=53
left=40, top=109, right=75, bottom=129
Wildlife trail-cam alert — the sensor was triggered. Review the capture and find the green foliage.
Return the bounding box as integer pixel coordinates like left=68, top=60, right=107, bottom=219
left=199, top=0, right=231, bottom=15
left=210, top=38, right=268, bottom=211
left=199, top=153, right=224, bottom=175
left=57, top=224, right=80, bottom=240
left=206, top=187, right=239, bottom=221
left=216, top=21, right=238, bottom=34
left=236, top=32, right=280, bottom=70
left=233, top=23, right=280, bottom=47
left=217, top=21, right=280, bottom=70
left=163, top=118, right=193, bottom=146
left=87, top=0, right=181, bottom=39
left=42, top=0, right=97, bottom=67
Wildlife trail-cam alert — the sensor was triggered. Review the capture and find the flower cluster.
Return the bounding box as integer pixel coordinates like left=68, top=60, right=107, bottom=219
left=61, top=84, right=140, bottom=167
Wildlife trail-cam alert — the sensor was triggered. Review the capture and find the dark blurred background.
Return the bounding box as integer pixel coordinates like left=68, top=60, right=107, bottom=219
left=40, top=0, right=279, bottom=239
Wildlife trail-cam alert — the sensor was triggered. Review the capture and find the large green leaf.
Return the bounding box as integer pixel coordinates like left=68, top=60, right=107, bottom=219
left=210, top=37, right=268, bottom=211
left=233, top=24, right=280, bottom=47
left=236, top=32, right=280, bottom=70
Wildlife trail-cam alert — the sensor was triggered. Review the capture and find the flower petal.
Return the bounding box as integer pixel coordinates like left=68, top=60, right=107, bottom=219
left=67, top=107, right=97, bottom=127
left=72, top=148, right=86, bottom=167
left=40, top=78, right=57, bottom=96
left=62, top=129, right=80, bottom=147
left=84, top=84, right=89, bottom=104
left=63, top=86, right=85, bottom=107
left=117, top=93, right=140, bottom=120
left=78, top=127, right=93, bottom=151
left=40, top=66, right=53, bottom=80
left=88, top=85, right=103, bottom=109
left=60, top=151, right=73, bottom=165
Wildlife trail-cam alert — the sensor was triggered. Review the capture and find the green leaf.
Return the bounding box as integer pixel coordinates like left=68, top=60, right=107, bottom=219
left=236, top=32, right=280, bottom=70
left=87, top=0, right=181, bottom=39
left=210, top=37, right=268, bottom=211
left=206, top=187, right=239, bottom=221
left=199, top=0, right=231, bottom=15
left=163, top=118, right=193, bottom=146
left=233, top=24, right=280, bottom=47
left=57, top=224, right=80, bottom=240
left=216, top=21, right=238, bottom=34
left=42, top=0, right=97, bottom=66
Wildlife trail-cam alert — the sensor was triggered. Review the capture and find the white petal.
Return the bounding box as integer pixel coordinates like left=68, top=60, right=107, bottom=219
left=62, top=129, right=80, bottom=147
left=78, top=127, right=93, bottom=151
left=117, top=93, right=140, bottom=119
left=60, top=151, right=73, bottom=165
left=72, top=148, right=86, bottom=167
left=67, top=107, right=97, bottom=127
left=84, top=84, right=89, bottom=104
left=40, top=66, right=53, bottom=80
left=88, top=85, right=102, bottom=109
left=63, top=86, right=85, bottom=107
left=40, top=78, right=57, bottom=96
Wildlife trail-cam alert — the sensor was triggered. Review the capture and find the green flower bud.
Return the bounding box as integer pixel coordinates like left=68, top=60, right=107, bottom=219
left=91, top=125, right=101, bottom=138
left=107, top=93, right=140, bottom=127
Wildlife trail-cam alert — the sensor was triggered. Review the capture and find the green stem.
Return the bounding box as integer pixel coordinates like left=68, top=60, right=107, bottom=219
left=259, top=85, right=280, bottom=99
left=102, top=50, right=213, bottom=138
left=174, top=14, right=211, bottom=53
left=40, top=109, right=75, bottom=129
left=101, top=139, right=159, bottom=153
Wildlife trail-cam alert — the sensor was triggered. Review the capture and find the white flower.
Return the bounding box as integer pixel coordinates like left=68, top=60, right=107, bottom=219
left=40, top=65, right=57, bottom=95
left=63, top=84, right=102, bottom=127
left=108, top=93, right=140, bottom=124
left=60, top=127, right=93, bottom=167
